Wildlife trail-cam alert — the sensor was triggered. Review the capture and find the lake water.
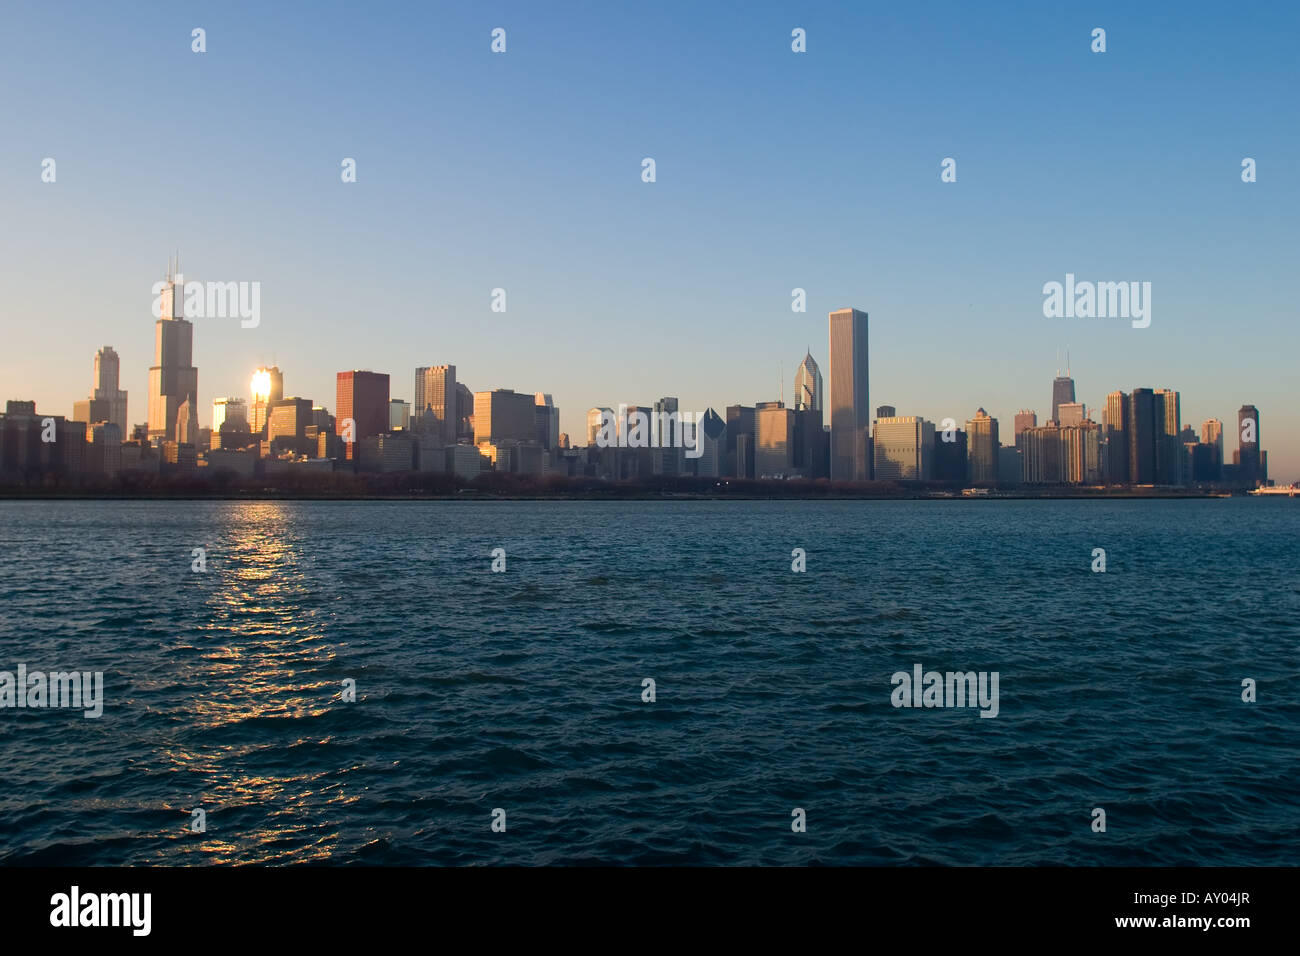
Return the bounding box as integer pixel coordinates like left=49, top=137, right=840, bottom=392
left=1, top=498, right=1296, bottom=865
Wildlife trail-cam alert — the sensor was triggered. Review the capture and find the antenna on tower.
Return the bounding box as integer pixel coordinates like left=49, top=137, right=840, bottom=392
left=1067, top=346, right=1071, bottom=377
left=1056, top=347, right=1060, bottom=377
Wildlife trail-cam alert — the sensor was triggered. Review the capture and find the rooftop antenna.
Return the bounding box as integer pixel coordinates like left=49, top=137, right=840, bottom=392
left=1067, top=346, right=1071, bottom=377
left=1056, top=347, right=1060, bottom=377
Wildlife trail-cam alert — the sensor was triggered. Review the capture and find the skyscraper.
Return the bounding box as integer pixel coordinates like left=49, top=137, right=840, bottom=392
left=535, top=393, right=560, bottom=451
left=828, top=308, right=869, bottom=481
left=1060, top=422, right=1102, bottom=484
left=212, top=397, right=247, bottom=433
left=1154, top=388, right=1182, bottom=484
left=587, top=407, right=612, bottom=446
left=336, top=370, right=390, bottom=460
left=89, top=347, right=128, bottom=434
left=1013, top=410, right=1037, bottom=448
left=414, top=365, right=457, bottom=446
left=755, top=401, right=795, bottom=478
left=694, top=408, right=727, bottom=479
left=269, top=398, right=314, bottom=455
left=175, top=396, right=199, bottom=446
left=965, top=408, right=999, bottom=483
left=473, top=389, right=536, bottom=445
left=1105, top=391, right=1129, bottom=484
left=1051, top=360, right=1075, bottom=424
left=389, top=399, right=411, bottom=431
left=873, top=416, right=934, bottom=480
left=456, top=383, right=475, bottom=442
left=652, top=396, right=682, bottom=475
left=1201, top=418, right=1223, bottom=452
left=793, top=352, right=823, bottom=422
left=147, top=264, right=198, bottom=444
left=1057, top=402, right=1086, bottom=427
left=932, top=428, right=967, bottom=482
left=725, top=405, right=755, bottom=478
left=1127, top=388, right=1156, bottom=483
left=793, top=405, right=826, bottom=479
left=1201, top=418, right=1224, bottom=479
left=1022, top=423, right=1101, bottom=484
left=250, top=366, right=284, bottom=436
left=1021, top=424, right=1063, bottom=484
left=1236, top=404, right=1261, bottom=483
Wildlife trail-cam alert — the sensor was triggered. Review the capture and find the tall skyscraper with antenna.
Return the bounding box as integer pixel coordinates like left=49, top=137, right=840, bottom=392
left=147, top=255, right=199, bottom=444
left=1051, top=349, right=1076, bottom=424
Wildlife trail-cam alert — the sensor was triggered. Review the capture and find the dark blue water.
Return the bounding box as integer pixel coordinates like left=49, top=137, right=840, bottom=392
left=1, top=499, right=1296, bottom=865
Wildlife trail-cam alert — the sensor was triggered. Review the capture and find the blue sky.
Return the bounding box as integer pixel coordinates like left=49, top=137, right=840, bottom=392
left=2, top=1, right=1296, bottom=479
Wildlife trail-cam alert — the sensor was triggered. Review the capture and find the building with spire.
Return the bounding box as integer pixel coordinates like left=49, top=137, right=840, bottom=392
left=793, top=351, right=823, bottom=421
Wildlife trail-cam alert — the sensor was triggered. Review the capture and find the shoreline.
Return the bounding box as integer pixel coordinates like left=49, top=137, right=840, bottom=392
left=0, top=490, right=1254, bottom=502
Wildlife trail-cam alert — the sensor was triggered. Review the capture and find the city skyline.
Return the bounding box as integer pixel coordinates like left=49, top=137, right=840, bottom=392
left=2, top=2, right=1296, bottom=480
left=7, top=281, right=1274, bottom=490
left=21, top=265, right=1292, bottom=479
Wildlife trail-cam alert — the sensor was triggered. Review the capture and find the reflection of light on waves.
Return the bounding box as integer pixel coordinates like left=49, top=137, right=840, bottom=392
left=162, top=502, right=356, bottom=863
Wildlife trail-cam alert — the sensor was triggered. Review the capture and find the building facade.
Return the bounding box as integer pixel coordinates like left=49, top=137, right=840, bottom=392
left=336, top=370, right=390, bottom=461
left=829, top=308, right=870, bottom=481
left=873, top=416, right=934, bottom=480
left=966, top=408, right=999, bottom=483
left=147, top=270, right=198, bottom=444
left=414, top=365, right=457, bottom=446
left=474, top=389, right=536, bottom=445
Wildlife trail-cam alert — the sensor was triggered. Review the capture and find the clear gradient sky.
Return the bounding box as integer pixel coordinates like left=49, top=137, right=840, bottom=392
left=2, top=1, right=1296, bottom=479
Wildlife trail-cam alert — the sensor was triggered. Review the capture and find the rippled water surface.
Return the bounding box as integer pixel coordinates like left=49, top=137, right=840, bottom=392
left=1, top=499, right=1297, bottom=865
